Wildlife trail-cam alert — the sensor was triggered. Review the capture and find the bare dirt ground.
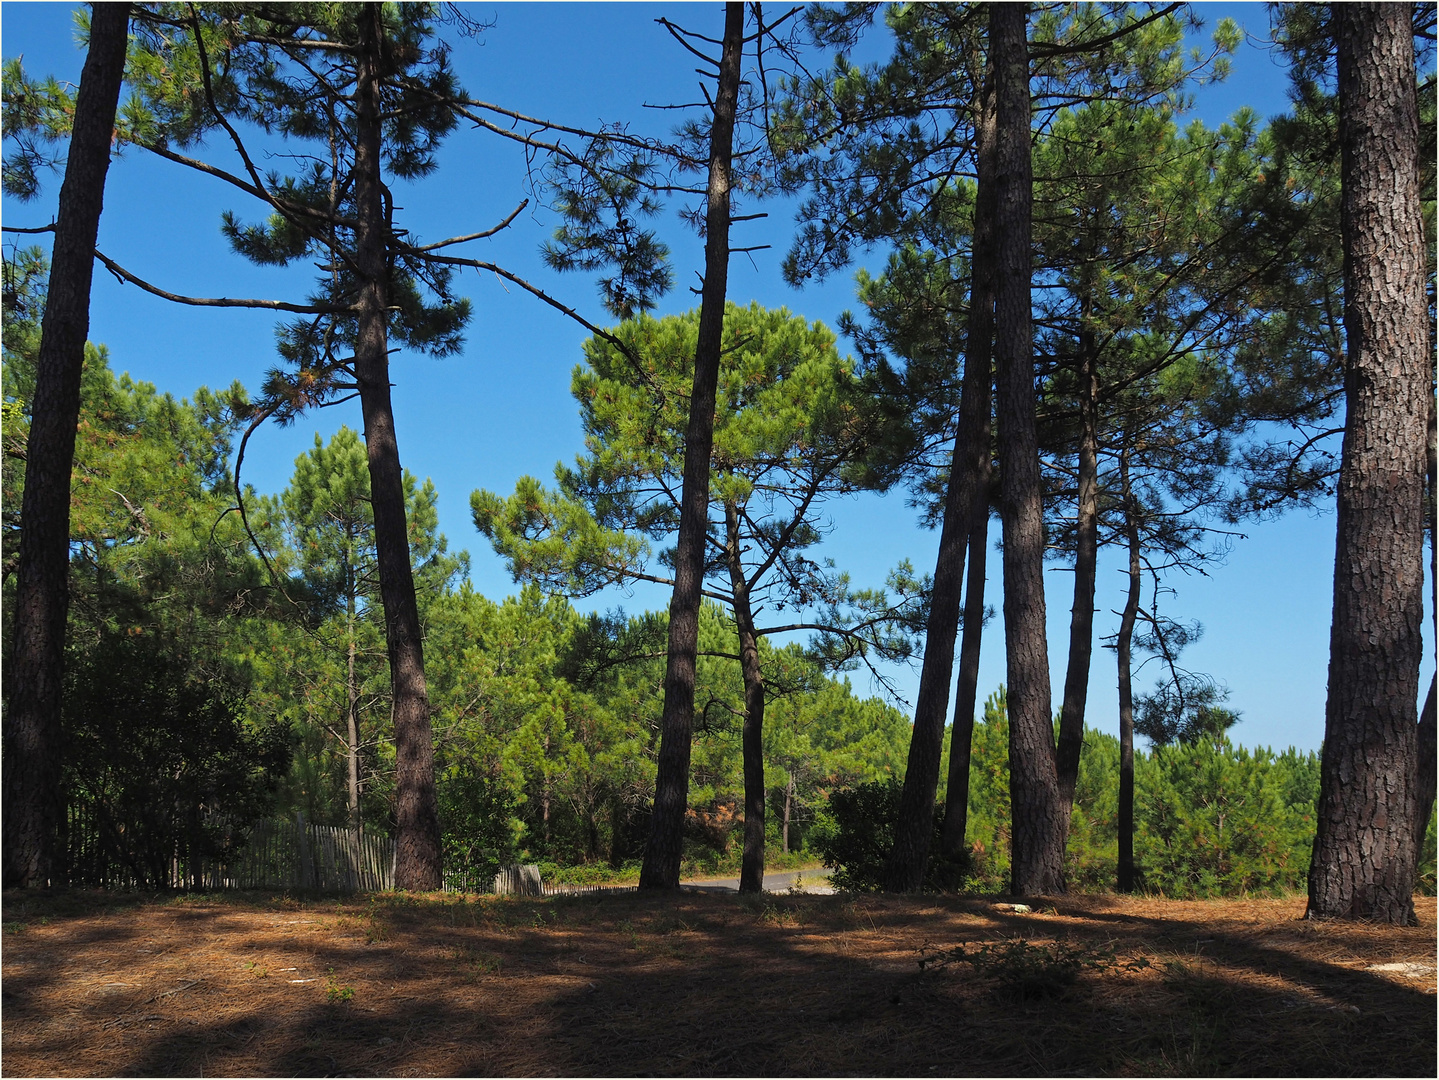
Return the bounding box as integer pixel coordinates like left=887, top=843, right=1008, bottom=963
left=1, top=889, right=1434, bottom=1077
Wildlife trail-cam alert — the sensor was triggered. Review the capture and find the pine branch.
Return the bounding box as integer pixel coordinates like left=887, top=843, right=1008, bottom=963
left=407, top=248, right=666, bottom=397
left=94, top=249, right=347, bottom=313
left=409, top=199, right=528, bottom=251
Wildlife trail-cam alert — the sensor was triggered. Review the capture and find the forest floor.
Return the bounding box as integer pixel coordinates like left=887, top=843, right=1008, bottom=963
left=1, top=888, right=1434, bottom=1077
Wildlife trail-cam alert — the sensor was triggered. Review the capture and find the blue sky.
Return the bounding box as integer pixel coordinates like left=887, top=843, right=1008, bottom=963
left=2, top=2, right=1432, bottom=753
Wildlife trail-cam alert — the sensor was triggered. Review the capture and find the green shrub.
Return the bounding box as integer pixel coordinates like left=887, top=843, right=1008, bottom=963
left=438, top=769, right=520, bottom=892
left=811, top=779, right=965, bottom=892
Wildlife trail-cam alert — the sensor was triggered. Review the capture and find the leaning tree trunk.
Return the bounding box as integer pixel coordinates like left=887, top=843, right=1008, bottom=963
left=883, top=53, right=998, bottom=893
left=639, top=1, right=744, bottom=890
left=353, top=5, right=441, bottom=890
left=724, top=504, right=768, bottom=895
left=991, top=1, right=1066, bottom=898
left=938, top=480, right=990, bottom=863
left=1, top=4, right=129, bottom=890
left=1116, top=450, right=1142, bottom=893
left=1056, top=322, right=1100, bottom=815
left=1307, top=2, right=1429, bottom=925
left=937, top=58, right=999, bottom=863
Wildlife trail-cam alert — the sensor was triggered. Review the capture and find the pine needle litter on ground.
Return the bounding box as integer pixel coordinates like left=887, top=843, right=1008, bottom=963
left=2, top=890, right=1433, bottom=1076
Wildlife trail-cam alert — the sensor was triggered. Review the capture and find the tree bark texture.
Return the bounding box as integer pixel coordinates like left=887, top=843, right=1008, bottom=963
left=724, top=505, right=768, bottom=895
left=1, top=3, right=128, bottom=890
left=991, top=2, right=1067, bottom=898
left=640, top=1, right=743, bottom=890
left=1116, top=452, right=1141, bottom=893
left=1308, top=3, right=1428, bottom=925
left=883, top=51, right=998, bottom=892
left=354, top=5, right=441, bottom=890
left=1056, top=325, right=1099, bottom=815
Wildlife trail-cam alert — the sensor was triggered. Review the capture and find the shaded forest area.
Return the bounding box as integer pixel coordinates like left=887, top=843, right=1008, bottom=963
left=2, top=0, right=1435, bottom=931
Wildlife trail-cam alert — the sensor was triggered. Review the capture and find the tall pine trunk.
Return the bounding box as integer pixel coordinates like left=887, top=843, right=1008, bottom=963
left=937, top=63, right=998, bottom=860
left=346, top=603, right=362, bottom=835
left=1056, top=324, right=1099, bottom=814
left=1116, top=449, right=1141, bottom=893
left=353, top=4, right=440, bottom=890
left=991, top=2, right=1066, bottom=897
left=883, top=50, right=998, bottom=892
left=939, top=489, right=990, bottom=862
left=724, top=504, right=768, bottom=895
left=640, top=2, right=744, bottom=890
left=2, top=4, right=129, bottom=889
left=1307, top=2, right=1428, bottom=925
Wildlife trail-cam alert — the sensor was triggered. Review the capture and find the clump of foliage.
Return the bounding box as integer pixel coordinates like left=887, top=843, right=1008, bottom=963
left=919, top=939, right=1150, bottom=999
left=821, top=688, right=1331, bottom=899
left=811, top=779, right=965, bottom=892
left=62, top=630, right=291, bottom=889
left=437, top=768, right=522, bottom=893
left=1134, top=737, right=1319, bottom=897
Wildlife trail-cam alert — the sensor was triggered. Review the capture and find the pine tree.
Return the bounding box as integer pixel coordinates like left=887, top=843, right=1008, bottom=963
left=2, top=4, right=130, bottom=888
left=1308, top=3, right=1429, bottom=925
left=474, top=303, right=921, bottom=891
left=778, top=2, right=1239, bottom=892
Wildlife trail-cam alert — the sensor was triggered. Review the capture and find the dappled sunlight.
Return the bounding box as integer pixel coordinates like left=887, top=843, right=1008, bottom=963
left=2, top=890, right=1432, bottom=1076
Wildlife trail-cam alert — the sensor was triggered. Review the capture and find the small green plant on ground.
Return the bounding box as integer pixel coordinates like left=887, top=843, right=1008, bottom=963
left=324, top=970, right=354, bottom=1004
left=919, top=938, right=1150, bottom=999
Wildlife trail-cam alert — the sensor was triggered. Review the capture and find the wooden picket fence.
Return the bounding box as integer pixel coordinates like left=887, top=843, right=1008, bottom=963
left=61, top=808, right=394, bottom=893
left=225, top=815, right=395, bottom=892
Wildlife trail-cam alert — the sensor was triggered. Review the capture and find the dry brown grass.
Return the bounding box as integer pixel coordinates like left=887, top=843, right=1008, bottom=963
left=1, top=889, right=1433, bottom=1077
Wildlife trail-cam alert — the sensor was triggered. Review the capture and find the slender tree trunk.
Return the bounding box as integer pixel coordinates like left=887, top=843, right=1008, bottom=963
left=1056, top=324, right=1099, bottom=814
left=353, top=5, right=440, bottom=890
left=992, top=2, right=1066, bottom=897
left=640, top=2, right=743, bottom=891
left=783, top=773, right=793, bottom=855
left=884, top=53, right=998, bottom=893
left=1, top=4, right=128, bottom=890
left=724, top=503, right=768, bottom=894
left=1116, top=450, right=1141, bottom=893
left=1307, top=3, right=1427, bottom=925
left=939, top=450, right=992, bottom=861
left=1414, top=397, right=1436, bottom=861
left=346, top=607, right=362, bottom=834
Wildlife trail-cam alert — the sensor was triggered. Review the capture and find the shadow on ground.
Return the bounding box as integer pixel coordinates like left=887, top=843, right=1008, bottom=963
left=2, top=889, right=1433, bottom=1076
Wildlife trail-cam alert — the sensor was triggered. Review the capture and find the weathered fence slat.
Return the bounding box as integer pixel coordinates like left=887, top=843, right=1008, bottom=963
left=492, top=864, right=544, bottom=896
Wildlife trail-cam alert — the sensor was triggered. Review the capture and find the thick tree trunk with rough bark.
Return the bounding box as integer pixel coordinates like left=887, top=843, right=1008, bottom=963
left=1056, top=325, right=1099, bottom=814
left=640, top=2, right=743, bottom=890
left=991, top=2, right=1066, bottom=898
left=1116, top=453, right=1141, bottom=893
left=1, top=4, right=128, bottom=890
left=353, top=6, right=440, bottom=890
left=884, top=54, right=998, bottom=892
left=1307, top=3, right=1428, bottom=925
